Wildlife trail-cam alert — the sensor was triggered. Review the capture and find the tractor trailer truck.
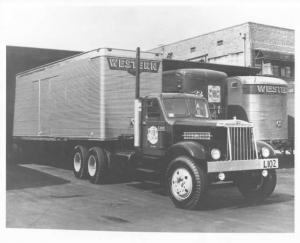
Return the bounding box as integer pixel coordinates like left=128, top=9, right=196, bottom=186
left=13, top=47, right=279, bottom=209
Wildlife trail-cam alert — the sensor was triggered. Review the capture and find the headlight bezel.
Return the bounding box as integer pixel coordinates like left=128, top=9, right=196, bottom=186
left=261, top=147, right=270, bottom=158
left=211, top=148, right=221, bottom=160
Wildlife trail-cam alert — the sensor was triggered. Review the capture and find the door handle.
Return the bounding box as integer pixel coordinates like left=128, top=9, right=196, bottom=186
left=142, top=121, right=146, bottom=125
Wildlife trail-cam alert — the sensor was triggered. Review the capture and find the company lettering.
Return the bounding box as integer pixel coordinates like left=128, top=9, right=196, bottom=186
left=257, top=85, right=266, bottom=93
left=243, top=84, right=287, bottom=95
left=107, top=57, right=160, bottom=73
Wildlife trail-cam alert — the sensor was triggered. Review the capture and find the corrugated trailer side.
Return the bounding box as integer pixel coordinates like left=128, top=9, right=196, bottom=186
left=101, top=50, right=162, bottom=139
left=14, top=54, right=102, bottom=139
left=13, top=48, right=162, bottom=141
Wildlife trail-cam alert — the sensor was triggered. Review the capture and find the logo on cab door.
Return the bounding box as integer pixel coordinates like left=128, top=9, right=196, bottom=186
left=147, top=126, right=158, bottom=145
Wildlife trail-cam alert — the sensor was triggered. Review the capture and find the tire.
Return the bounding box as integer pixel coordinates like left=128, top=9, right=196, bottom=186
left=87, top=147, right=109, bottom=184
left=166, top=156, right=207, bottom=210
left=73, top=145, right=88, bottom=179
left=236, top=170, right=277, bottom=201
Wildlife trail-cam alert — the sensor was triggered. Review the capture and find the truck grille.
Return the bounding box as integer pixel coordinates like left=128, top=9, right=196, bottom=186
left=228, top=126, right=257, bottom=160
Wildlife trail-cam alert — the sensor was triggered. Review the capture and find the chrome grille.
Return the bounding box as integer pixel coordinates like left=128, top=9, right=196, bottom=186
left=227, top=126, right=257, bottom=160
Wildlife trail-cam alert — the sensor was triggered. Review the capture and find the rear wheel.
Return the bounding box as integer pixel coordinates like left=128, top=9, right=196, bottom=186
left=87, top=147, right=109, bottom=184
left=73, top=145, right=88, bottom=179
left=166, top=156, right=207, bottom=210
left=236, top=170, right=277, bottom=201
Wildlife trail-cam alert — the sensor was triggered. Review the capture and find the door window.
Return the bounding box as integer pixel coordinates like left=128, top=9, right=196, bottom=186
left=145, top=99, right=161, bottom=120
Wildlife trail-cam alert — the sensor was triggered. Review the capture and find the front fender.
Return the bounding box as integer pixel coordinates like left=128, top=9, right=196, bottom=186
left=166, top=141, right=208, bottom=162
left=256, top=140, right=276, bottom=158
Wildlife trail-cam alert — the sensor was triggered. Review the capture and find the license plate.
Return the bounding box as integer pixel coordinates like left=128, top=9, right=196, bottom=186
left=263, top=158, right=279, bottom=169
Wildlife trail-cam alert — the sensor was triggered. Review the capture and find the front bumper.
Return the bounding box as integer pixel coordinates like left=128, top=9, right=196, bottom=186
left=207, top=158, right=279, bottom=173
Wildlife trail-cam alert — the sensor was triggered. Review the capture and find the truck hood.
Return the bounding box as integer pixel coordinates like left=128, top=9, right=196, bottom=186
left=172, top=118, right=252, bottom=127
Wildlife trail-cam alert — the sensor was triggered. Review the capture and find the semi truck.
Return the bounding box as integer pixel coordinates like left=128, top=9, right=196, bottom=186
left=13, top=47, right=279, bottom=210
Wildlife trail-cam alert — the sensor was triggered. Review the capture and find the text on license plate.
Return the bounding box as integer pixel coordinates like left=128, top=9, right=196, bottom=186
left=263, top=159, right=279, bottom=169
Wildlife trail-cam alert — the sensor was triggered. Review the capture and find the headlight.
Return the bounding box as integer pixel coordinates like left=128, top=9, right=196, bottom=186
left=211, top=148, right=221, bottom=160
left=261, top=147, right=270, bottom=158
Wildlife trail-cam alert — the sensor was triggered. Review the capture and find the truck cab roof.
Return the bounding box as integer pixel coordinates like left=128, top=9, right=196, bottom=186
left=143, top=92, right=208, bottom=100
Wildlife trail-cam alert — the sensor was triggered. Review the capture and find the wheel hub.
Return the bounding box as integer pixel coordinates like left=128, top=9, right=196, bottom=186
left=88, top=155, right=97, bottom=177
left=73, top=152, right=82, bottom=172
left=171, top=168, right=193, bottom=201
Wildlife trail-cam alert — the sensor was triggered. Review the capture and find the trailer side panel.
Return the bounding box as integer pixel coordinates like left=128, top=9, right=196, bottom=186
left=14, top=57, right=101, bottom=139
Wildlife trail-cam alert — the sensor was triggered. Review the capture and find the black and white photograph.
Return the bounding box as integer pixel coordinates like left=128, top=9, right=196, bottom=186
left=0, top=0, right=298, bottom=241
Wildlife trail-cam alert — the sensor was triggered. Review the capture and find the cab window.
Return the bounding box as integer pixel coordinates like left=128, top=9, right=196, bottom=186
left=145, top=99, right=161, bottom=120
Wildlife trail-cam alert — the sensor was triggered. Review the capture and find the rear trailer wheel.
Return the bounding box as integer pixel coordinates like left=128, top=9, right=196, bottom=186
left=87, top=147, right=108, bottom=184
left=166, top=156, right=207, bottom=210
left=73, top=145, right=88, bottom=179
left=236, top=170, right=277, bottom=201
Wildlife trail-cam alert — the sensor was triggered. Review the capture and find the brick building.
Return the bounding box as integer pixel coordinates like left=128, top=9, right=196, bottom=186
left=150, top=22, right=295, bottom=127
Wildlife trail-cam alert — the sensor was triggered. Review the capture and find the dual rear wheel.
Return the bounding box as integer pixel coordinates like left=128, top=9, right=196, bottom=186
left=73, top=145, right=108, bottom=184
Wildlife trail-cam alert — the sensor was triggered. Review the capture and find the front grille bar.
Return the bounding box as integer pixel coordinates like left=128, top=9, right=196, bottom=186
left=226, top=125, right=257, bottom=161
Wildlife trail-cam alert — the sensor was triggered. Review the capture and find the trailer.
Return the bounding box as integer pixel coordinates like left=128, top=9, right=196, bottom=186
left=13, top=47, right=279, bottom=210
left=226, top=76, right=289, bottom=150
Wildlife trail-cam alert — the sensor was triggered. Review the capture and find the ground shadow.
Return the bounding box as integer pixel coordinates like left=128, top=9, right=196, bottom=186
left=126, top=179, right=294, bottom=211
left=198, top=191, right=294, bottom=211
left=6, top=163, right=70, bottom=190
left=127, top=180, right=166, bottom=196
left=278, top=154, right=294, bottom=169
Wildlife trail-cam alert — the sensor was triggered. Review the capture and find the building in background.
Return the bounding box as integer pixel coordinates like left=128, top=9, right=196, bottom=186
left=150, top=22, right=295, bottom=143
left=6, top=46, right=82, bottom=160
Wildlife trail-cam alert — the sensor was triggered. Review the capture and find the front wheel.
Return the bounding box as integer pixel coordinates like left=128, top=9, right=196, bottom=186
left=236, top=170, right=277, bottom=201
left=166, top=156, right=207, bottom=210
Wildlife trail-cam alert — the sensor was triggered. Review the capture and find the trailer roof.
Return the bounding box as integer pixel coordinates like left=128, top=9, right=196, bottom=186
left=16, top=47, right=161, bottom=77
left=227, top=76, right=288, bottom=85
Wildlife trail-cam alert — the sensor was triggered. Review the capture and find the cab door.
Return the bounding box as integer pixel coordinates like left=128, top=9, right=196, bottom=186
left=141, top=98, right=169, bottom=156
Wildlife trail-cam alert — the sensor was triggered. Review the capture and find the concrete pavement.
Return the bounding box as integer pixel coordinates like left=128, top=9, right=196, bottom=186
left=6, top=162, right=294, bottom=232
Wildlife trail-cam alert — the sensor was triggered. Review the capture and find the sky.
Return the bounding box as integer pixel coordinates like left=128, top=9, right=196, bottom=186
left=0, top=0, right=298, bottom=52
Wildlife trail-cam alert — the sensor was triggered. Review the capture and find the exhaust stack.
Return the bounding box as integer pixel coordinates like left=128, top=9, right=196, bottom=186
left=134, top=47, right=141, bottom=147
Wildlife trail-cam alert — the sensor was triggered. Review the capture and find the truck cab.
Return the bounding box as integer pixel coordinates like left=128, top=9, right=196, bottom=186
left=135, top=92, right=278, bottom=209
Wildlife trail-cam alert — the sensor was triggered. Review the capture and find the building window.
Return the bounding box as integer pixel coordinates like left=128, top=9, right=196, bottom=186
left=285, top=66, right=291, bottom=78
left=280, top=67, right=286, bottom=77
left=187, top=53, right=208, bottom=63
left=272, top=65, right=280, bottom=77
left=217, top=40, right=223, bottom=46
left=166, top=52, right=173, bottom=59
left=190, top=47, right=196, bottom=53
left=262, top=62, right=272, bottom=75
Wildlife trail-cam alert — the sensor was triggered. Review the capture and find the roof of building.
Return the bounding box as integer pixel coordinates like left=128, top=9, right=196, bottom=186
left=149, top=22, right=294, bottom=52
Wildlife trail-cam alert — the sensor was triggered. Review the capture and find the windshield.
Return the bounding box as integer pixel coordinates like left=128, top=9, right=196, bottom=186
left=163, top=97, right=209, bottom=118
